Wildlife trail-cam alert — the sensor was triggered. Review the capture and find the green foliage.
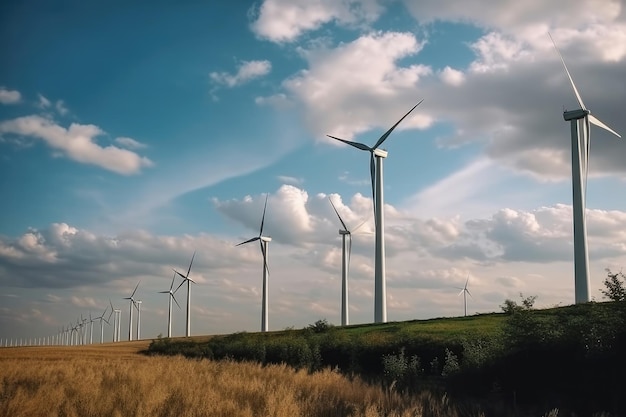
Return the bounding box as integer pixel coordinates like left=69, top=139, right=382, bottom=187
left=601, top=268, right=626, bottom=301
left=441, top=348, right=460, bottom=376
left=500, top=293, right=536, bottom=314
left=306, top=319, right=334, bottom=333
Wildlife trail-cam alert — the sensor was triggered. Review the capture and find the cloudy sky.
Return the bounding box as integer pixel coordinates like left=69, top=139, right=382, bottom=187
left=1, top=0, right=625, bottom=343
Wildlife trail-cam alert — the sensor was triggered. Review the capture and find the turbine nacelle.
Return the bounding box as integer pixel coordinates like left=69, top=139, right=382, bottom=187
left=260, top=236, right=272, bottom=242
left=339, top=229, right=350, bottom=235
left=372, top=148, right=388, bottom=158
left=564, top=109, right=590, bottom=121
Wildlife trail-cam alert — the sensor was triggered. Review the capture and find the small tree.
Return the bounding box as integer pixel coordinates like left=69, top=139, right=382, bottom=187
left=600, top=268, right=626, bottom=301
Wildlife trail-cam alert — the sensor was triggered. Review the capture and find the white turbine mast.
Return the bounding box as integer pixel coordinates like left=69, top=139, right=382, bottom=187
left=159, top=272, right=182, bottom=338
left=236, top=194, right=272, bottom=332
left=174, top=252, right=196, bottom=337
left=550, top=33, right=622, bottom=303
left=124, top=281, right=140, bottom=341
left=135, top=300, right=142, bottom=340
left=327, top=100, right=424, bottom=323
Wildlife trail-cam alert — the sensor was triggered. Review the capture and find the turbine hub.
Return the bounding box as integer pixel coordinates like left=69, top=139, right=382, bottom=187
left=563, top=108, right=590, bottom=121
left=373, top=148, right=388, bottom=158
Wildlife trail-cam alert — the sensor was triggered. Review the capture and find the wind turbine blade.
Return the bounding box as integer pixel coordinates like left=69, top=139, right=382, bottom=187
left=236, top=236, right=260, bottom=246
left=352, top=217, right=370, bottom=234
left=327, top=135, right=372, bottom=151
left=158, top=290, right=170, bottom=294
left=109, top=299, right=114, bottom=311
left=174, top=278, right=186, bottom=294
left=466, top=289, right=473, bottom=298
left=464, top=275, right=469, bottom=290
left=172, top=293, right=182, bottom=310
left=186, top=251, right=196, bottom=278
left=260, top=240, right=270, bottom=276
left=169, top=273, right=177, bottom=291
left=549, top=33, right=586, bottom=110
left=328, top=197, right=348, bottom=231
left=458, top=289, right=464, bottom=296
left=130, top=281, right=140, bottom=298
left=373, top=99, right=424, bottom=149
left=588, top=114, right=622, bottom=138
left=259, top=194, right=268, bottom=236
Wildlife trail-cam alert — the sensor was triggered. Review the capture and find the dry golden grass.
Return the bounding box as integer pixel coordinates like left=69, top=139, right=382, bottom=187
left=0, top=345, right=468, bottom=417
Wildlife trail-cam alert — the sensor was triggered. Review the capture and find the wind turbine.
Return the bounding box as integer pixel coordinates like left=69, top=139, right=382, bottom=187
left=550, top=34, right=622, bottom=303
left=94, top=307, right=108, bottom=343
left=236, top=194, right=271, bottom=332
left=124, top=281, right=140, bottom=341
left=174, top=252, right=196, bottom=337
left=328, top=197, right=368, bottom=326
left=327, top=100, right=424, bottom=323
left=159, top=272, right=182, bottom=338
left=455, top=275, right=472, bottom=317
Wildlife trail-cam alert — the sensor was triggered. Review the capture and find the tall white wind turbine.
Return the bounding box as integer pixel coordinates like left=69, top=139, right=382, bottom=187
left=328, top=100, right=424, bottom=323
left=174, top=252, right=196, bottom=337
left=455, top=275, right=472, bottom=317
left=124, top=281, right=140, bottom=341
left=550, top=34, right=622, bottom=303
left=159, top=272, right=182, bottom=338
left=236, top=194, right=271, bottom=332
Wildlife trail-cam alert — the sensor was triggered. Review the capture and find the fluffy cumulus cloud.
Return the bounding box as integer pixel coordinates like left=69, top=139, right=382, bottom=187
left=280, top=31, right=434, bottom=139
left=210, top=60, right=272, bottom=88
left=0, top=87, right=21, bottom=104
left=249, top=0, right=384, bottom=43
left=0, top=115, right=153, bottom=174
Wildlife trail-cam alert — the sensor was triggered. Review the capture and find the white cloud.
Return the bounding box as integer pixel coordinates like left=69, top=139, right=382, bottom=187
left=277, top=175, right=304, bottom=185
left=210, top=60, right=272, bottom=88
left=0, top=115, right=153, bottom=175
left=439, top=66, right=465, bottom=86
left=249, top=0, right=384, bottom=43
left=37, top=94, right=51, bottom=109
left=0, top=87, right=21, bottom=104
left=283, top=31, right=434, bottom=139
left=115, top=136, right=148, bottom=150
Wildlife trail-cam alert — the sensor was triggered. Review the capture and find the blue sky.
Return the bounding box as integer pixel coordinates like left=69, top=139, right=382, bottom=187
left=1, top=0, right=625, bottom=343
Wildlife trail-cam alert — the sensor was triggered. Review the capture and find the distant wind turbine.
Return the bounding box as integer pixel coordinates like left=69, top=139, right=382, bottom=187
left=549, top=33, right=622, bottom=303
left=160, top=272, right=182, bottom=338
left=174, top=252, right=196, bottom=337
left=455, top=275, right=472, bottom=317
left=327, top=100, right=424, bottom=323
left=328, top=197, right=368, bottom=326
left=236, top=194, right=271, bottom=332
left=94, top=307, right=108, bottom=344
left=124, top=281, right=140, bottom=341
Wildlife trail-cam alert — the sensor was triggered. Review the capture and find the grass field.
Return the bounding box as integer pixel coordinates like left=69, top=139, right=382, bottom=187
left=0, top=342, right=475, bottom=417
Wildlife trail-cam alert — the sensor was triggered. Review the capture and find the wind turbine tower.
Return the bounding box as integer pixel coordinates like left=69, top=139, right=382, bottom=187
left=236, top=194, right=272, bottom=332
left=328, top=100, right=423, bottom=322
left=136, top=300, right=142, bottom=340
left=550, top=34, right=622, bottom=303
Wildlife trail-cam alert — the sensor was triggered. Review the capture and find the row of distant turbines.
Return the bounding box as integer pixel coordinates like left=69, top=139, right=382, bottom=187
left=1, top=35, right=621, bottom=346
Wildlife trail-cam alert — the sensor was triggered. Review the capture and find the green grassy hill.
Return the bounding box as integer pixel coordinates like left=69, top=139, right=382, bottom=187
left=147, top=301, right=626, bottom=416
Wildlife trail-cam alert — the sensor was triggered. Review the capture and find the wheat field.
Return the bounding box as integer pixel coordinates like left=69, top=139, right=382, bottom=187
left=0, top=343, right=471, bottom=417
